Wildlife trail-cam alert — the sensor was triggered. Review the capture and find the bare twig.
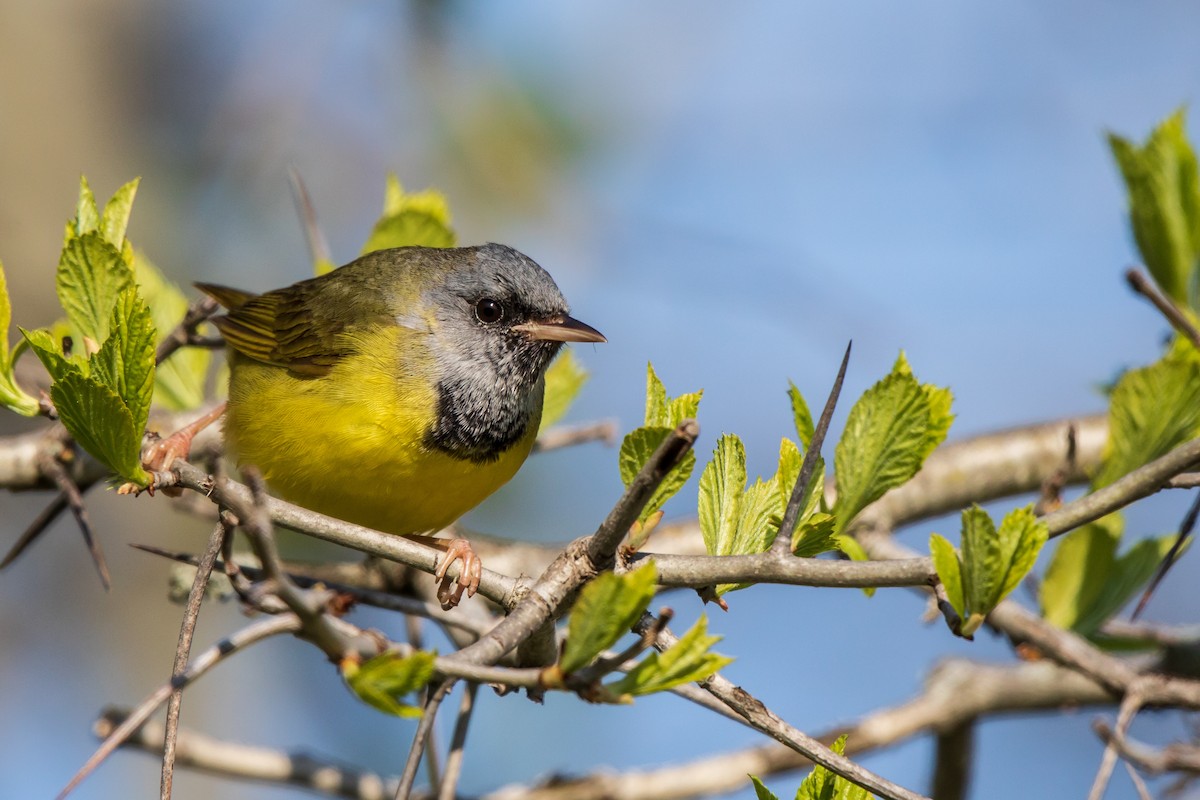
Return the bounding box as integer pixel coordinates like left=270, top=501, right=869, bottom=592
left=0, top=489, right=69, bottom=569
left=533, top=419, right=619, bottom=452
left=1034, top=424, right=1076, bottom=515
left=58, top=615, right=302, bottom=799
left=155, top=296, right=220, bottom=365
left=931, top=720, right=974, bottom=800
left=438, top=682, right=478, bottom=800
left=160, top=522, right=226, bottom=800
left=395, top=679, right=455, bottom=800
left=289, top=167, right=333, bottom=268
left=40, top=449, right=109, bottom=589
left=1125, top=267, right=1200, bottom=351
left=1131, top=488, right=1199, bottom=619
left=1087, top=688, right=1147, bottom=800
left=771, top=341, right=851, bottom=556
left=1094, top=719, right=1200, bottom=775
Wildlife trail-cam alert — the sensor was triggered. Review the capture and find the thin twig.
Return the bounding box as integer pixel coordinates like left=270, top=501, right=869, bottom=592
left=1094, top=719, right=1200, bottom=775
left=1125, top=762, right=1153, bottom=800
left=772, top=341, right=851, bottom=556
left=58, top=615, right=302, bottom=800
left=931, top=719, right=974, bottom=800
left=438, top=682, right=478, bottom=800
left=0, top=489, right=69, bottom=569
left=40, top=450, right=109, bottom=589
left=1126, top=268, right=1200, bottom=350
left=395, top=679, right=455, bottom=800
left=155, top=296, right=220, bottom=365
left=160, top=522, right=226, bottom=800
left=1088, top=688, right=1146, bottom=800
left=1131, top=489, right=1199, bottom=619
left=289, top=167, right=333, bottom=268
left=1034, top=424, right=1076, bottom=515
left=533, top=419, right=619, bottom=452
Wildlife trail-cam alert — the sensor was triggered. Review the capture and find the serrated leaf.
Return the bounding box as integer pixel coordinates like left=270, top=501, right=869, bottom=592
left=778, top=437, right=826, bottom=529
left=959, top=506, right=998, bottom=617
left=698, top=434, right=746, bottom=557
left=717, top=475, right=780, bottom=593
left=929, top=533, right=964, bottom=619
left=539, top=348, right=588, bottom=432
left=100, top=178, right=139, bottom=249
left=51, top=371, right=148, bottom=484
left=792, top=513, right=837, bottom=558
left=1109, top=109, right=1200, bottom=306
left=750, top=777, right=780, bottom=800
left=22, top=327, right=83, bottom=383
left=606, top=615, right=732, bottom=697
left=57, top=231, right=134, bottom=345
left=795, top=734, right=873, bottom=800
left=360, top=177, right=455, bottom=256
left=993, top=506, right=1049, bottom=604
left=135, top=252, right=211, bottom=411
left=644, top=362, right=670, bottom=426
left=788, top=381, right=815, bottom=450
left=833, top=368, right=933, bottom=534
left=342, top=650, right=436, bottom=718
left=1094, top=353, right=1200, bottom=488
left=75, top=176, right=101, bottom=236
left=561, top=562, right=658, bottom=674
left=91, top=288, right=156, bottom=432
left=618, top=426, right=697, bottom=524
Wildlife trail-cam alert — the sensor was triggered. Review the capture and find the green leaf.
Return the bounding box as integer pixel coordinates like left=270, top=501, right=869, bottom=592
left=607, top=615, right=732, bottom=697
left=792, top=512, right=838, bottom=558
left=1094, top=353, right=1200, bottom=488
left=539, top=348, right=588, bottom=432
left=75, top=176, right=101, bottom=237
left=360, top=176, right=456, bottom=258
left=959, top=506, right=998, bottom=621
left=698, top=434, right=746, bottom=557
left=788, top=381, right=815, bottom=450
left=992, top=506, right=1049, bottom=605
left=643, top=362, right=701, bottom=427
left=1109, top=109, right=1200, bottom=307
left=342, top=650, right=436, bottom=718
left=135, top=253, right=211, bottom=411
left=90, top=288, right=156, bottom=432
left=795, top=735, right=873, bottom=800
left=929, top=533, right=964, bottom=619
left=56, top=231, right=133, bottom=345
left=51, top=371, right=148, bottom=485
left=618, top=426, right=697, bottom=524
left=560, top=562, right=658, bottom=674
left=22, top=327, right=83, bottom=383
left=834, top=360, right=948, bottom=534
left=100, top=178, right=140, bottom=249
left=1080, top=534, right=1181, bottom=635
left=750, top=776, right=780, bottom=800
left=0, top=262, right=39, bottom=416
left=1041, top=514, right=1181, bottom=635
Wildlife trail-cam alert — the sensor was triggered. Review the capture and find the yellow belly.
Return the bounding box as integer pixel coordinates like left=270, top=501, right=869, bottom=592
left=222, top=332, right=538, bottom=534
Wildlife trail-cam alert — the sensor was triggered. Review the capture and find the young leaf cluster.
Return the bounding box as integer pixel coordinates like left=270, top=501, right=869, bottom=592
left=751, top=735, right=873, bottom=800
left=21, top=178, right=159, bottom=485
left=619, top=364, right=702, bottom=535
left=558, top=562, right=732, bottom=701
left=342, top=650, right=437, bottom=718
left=930, top=506, right=1048, bottom=637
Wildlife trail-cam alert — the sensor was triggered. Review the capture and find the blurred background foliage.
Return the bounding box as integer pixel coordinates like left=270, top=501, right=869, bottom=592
left=3, top=2, right=1200, bottom=799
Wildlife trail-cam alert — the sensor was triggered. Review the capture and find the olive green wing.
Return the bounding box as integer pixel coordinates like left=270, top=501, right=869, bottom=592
left=196, top=274, right=393, bottom=378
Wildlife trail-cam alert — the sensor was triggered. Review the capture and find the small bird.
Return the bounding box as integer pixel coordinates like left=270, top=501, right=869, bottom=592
left=191, top=244, right=605, bottom=606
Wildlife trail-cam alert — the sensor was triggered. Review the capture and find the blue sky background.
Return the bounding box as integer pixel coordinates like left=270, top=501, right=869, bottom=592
left=1, top=2, right=1199, bottom=799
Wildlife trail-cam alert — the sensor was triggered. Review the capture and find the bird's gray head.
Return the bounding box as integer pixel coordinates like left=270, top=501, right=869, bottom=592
left=423, top=243, right=604, bottom=462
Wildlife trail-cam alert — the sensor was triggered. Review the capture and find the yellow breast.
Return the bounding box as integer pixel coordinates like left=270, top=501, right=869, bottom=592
left=222, top=326, right=539, bottom=534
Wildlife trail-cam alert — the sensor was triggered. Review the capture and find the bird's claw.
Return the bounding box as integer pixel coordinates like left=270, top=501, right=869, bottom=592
left=434, top=538, right=482, bottom=610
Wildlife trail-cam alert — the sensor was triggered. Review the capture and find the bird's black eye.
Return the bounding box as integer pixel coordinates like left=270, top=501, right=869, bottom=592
left=474, top=298, right=504, bottom=324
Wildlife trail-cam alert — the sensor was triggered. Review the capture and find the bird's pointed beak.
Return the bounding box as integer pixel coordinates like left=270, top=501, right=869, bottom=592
left=513, top=314, right=606, bottom=343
